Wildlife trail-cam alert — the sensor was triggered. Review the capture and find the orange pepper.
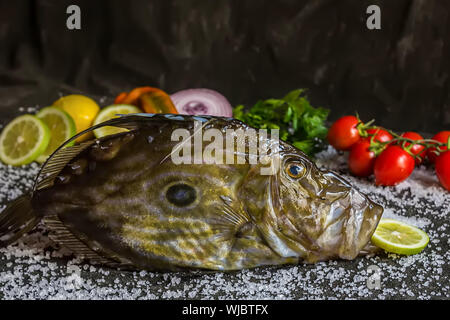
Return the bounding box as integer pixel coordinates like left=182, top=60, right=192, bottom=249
left=139, top=91, right=178, bottom=114
left=114, top=86, right=178, bottom=114
left=121, top=87, right=155, bottom=105
left=114, top=92, right=128, bottom=104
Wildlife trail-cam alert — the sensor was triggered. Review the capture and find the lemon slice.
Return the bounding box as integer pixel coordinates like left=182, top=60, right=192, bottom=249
left=36, top=107, right=77, bottom=163
left=93, top=104, right=141, bottom=138
left=0, top=115, right=50, bottom=166
left=371, top=218, right=429, bottom=255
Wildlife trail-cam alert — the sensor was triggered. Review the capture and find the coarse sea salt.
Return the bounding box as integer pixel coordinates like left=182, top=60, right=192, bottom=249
left=0, top=145, right=448, bottom=299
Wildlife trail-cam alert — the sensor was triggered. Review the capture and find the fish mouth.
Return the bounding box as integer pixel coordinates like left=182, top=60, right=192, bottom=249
left=337, top=188, right=384, bottom=260
left=268, top=163, right=383, bottom=262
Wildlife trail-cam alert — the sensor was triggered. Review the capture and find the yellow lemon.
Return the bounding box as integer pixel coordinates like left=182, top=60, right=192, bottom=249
left=53, top=95, right=100, bottom=142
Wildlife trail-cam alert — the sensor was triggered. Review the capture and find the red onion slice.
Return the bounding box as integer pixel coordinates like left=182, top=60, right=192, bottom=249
left=170, top=88, right=233, bottom=117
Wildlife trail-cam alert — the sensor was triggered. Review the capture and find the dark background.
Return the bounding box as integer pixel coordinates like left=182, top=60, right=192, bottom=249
left=0, top=0, right=449, bottom=132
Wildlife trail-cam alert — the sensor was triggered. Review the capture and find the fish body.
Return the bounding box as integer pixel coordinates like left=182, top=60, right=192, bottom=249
left=0, top=114, right=383, bottom=271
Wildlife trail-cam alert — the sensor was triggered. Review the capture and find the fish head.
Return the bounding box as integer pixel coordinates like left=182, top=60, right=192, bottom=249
left=272, top=151, right=383, bottom=262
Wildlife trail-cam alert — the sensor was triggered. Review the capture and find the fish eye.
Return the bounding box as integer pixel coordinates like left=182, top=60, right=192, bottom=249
left=166, top=183, right=197, bottom=207
left=286, top=162, right=306, bottom=179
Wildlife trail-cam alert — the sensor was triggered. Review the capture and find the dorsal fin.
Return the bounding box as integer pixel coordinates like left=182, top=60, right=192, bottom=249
left=43, top=215, right=134, bottom=269
left=32, top=113, right=221, bottom=193
left=34, top=140, right=96, bottom=191
left=32, top=115, right=147, bottom=192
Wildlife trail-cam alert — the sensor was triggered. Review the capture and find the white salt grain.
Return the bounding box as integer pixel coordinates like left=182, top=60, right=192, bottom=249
left=0, top=146, right=448, bottom=299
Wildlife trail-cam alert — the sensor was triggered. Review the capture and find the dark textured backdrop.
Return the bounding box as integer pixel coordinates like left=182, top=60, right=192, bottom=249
left=0, top=0, right=449, bottom=132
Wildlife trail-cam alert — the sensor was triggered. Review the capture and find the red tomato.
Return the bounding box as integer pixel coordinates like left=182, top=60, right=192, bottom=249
left=427, top=131, right=450, bottom=163
left=374, top=146, right=415, bottom=186
left=348, top=139, right=376, bottom=177
left=366, top=128, right=393, bottom=143
left=435, top=151, right=450, bottom=191
left=327, top=116, right=361, bottom=150
left=400, top=132, right=426, bottom=165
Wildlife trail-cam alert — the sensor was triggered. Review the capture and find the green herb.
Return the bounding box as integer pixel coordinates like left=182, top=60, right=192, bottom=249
left=233, top=89, right=329, bottom=156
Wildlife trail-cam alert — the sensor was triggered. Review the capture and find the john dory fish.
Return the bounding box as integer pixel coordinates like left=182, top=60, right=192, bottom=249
left=0, top=114, right=383, bottom=270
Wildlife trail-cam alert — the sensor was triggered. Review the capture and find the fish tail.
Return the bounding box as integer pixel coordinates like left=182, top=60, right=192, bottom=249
left=0, top=195, right=40, bottom=247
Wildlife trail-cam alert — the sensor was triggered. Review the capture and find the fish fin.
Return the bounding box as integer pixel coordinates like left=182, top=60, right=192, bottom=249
left=34, top=139, right=96, bottom=191
left=43, top=215, right=133, bottom=269
left=116, top=113, right=214, bottom=123
left=33, top=115, right=147, bottom=191
left=0, top=194, right=40, bottom=247
left=212, top=198, right=252, bottom=239
left=35, top=112, right=212, bottom=190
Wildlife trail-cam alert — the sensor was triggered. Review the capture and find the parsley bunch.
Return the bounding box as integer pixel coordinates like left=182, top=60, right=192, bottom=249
left=233, top=89, right=329, bottom=156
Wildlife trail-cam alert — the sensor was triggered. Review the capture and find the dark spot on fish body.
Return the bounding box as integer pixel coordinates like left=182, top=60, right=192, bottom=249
left=166, top=183, right=197, bottom=207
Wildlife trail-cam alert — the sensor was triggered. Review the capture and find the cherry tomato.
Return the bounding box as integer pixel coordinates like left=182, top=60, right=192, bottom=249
left=348, top=139, right=376, bottom=177
left=435, top=151, right=450, bottom=191
left=374, top=146, right=415, bottom=186
left=366, top=127, right=393, bottom=143
left=427, top=131, right=450, bottom=163
left=327, top=116, right=361, bottom=151
left=400, top=132, right=426, bottom=165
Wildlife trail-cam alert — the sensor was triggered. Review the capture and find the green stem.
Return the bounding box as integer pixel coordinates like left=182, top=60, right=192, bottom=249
left=379, top=137, right=445, bottom=149
left=354, top=113, right=448, bottom=157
